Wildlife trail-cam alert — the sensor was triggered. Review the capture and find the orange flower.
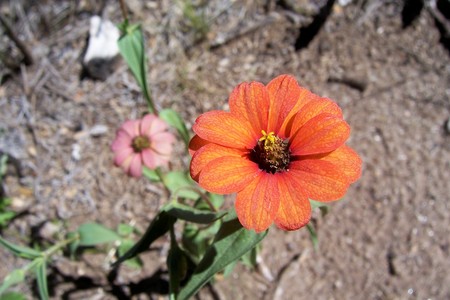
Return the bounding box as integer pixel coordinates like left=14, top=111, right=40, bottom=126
left=190, top=75, right=362, bottom=232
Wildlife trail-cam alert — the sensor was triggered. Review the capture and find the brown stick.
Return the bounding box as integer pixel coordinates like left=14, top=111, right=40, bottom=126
left=119, top=0, right=128, bottom=21
left=0, top=14, right=34, bottom=66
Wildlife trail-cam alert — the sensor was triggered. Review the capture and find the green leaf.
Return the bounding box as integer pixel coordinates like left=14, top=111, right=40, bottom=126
left=177, top=210, right=267, bottom=300
left=208, top=193, right=224, bottom=210
left=117, top=22, right=155, bottom=113
left=0, top=236, right=41, bottom=259
left=117, top=224, right=135, bottom=237
left=309, top=199, right=329, bottom=217
left=77, top=223, right=120, bottom=246
left=164, top=171, right=199, bottom=200
left=306, top=223, right=318, bottom=250
left=164, top=202, right=226, bottom=224
left=0, top=291, right=27, bottom=300
left=113, top=211, right=177, bottom=267
left=167, top=233, right=187, bottom=298
left=0, top=269, right=26, bottom=295
left=0, top=211, right=15, bottom=227
left=118, top=239, right=143, bottom=269
left=159, top=109, right=190, bottom=146
left=35, top=259, right=49, bottom=300
left=142, top=167, right=161, bottom=182
left=241, top=245, right=258, bottom=268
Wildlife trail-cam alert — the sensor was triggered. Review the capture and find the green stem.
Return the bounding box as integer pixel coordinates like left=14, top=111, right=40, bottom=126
left=42, top=234, right=79, bottom=259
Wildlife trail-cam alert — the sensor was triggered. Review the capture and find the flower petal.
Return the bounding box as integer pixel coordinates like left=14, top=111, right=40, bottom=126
left=283, top=96, right=343, bottom=138
left=188, top=135, right=210, bottom=156
left=266, top=75, right=302, bottom=133
left=193, top=110, right=257, bottom=149
left=128, top=154, right=143, bottom=177
left=147, top=117, right=168, bottom=137
left=111, top=129, right=132, bottom=151
left=114, top=147, right=134, bottom=166
left=235, top=172, right=280, bottom=232
left=229, top=81, right=270, bottom=137
left=121, top=120, right=140, bottom=137
left=151, top=132, right=176, bottom=155
left=274, top=174, right=311, bottom=230
left=198, top=156, right=260, bottom=194
left=140, top=114, right=158, bottom=135
left=289, top=159, right=351, bottom=201
left=302, top=145, right=362, bottom=184
left=290, top=113, right=350, bottom=155
left=190, top=143, right=244, bottom=181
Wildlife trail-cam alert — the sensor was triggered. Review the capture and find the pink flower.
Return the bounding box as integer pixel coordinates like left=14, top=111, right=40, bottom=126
left=112, top=114, right=176, bottom=177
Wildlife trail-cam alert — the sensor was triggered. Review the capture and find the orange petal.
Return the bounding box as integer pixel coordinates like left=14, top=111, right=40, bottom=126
left=190, top=143, right=244, bottom=181
left=229, top=81, right=270, bottom=138
left=289, top=159, right=351, bottom=202
left=266, top=75, right=302, bottom=133
left=199, top=156, right=260, bottom=194
left=290, top=113, right=350, bottom=155
left=303, top=145, right=362, bottom=184
left=188, top=135, right=210, bottom=156
left=235, top=172, right=280, bottom=232
left=193, top=111, right=257, bottom=149
left=274, top=174, right=311, bottom=230
left=283, top=96, right=343, bottom=137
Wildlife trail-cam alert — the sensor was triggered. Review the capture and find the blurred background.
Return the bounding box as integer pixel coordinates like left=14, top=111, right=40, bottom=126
left=0, top=0, right=449, bottom=299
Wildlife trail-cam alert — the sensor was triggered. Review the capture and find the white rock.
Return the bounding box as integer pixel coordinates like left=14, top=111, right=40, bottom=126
left=83, top=16, right=120, bottom=63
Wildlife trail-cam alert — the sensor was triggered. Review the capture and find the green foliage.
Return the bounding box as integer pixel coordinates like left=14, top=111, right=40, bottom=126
left=0, top=236, right=40, bottom=260
left=164, top=171, right=200, bottom=200
left=77, top=222, right=121, bottom=247
left=117, top=21, right=155, bottom=113
left=164, top=202, right=226, bottom=224
left=0, top=155, right=15, bottom=228
left=159, top=109, right=190, bottom=147
left=113, top=211, right=177, bottom=267
left=0, top=291, right=27, bottom=300
left=0, top=269, right=26, bottom=296
left=177, top=210, right=268, bottom=300
left=178, top=0, right=210, bottom=42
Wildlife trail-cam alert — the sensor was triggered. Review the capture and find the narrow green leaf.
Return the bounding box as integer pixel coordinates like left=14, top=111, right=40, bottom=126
left=117, top=224, right=134, bottom=237
left=142, top=167, right=161, bottom=182
left=113, top=211, right=177, bottom=267
left=241, top=245, right=258, bottom=268
left=207, top=193, right=224, bottom=210
left=117, top=22, right=154, bottom=113
left=0, top=211, right=15, bottom=227
left=177, top=210, right=267, bottom=300
left=164, top=202, right=226, bottom=224
left=167, top=232, right=187, bottom=299
left=0, top=269, right=26, bottom=295
left=0, top=236, right=41, bottom=259
left=159, top=109, right=190, bottom=146
left=35, top=259, right=49, bottom=300
left=309, top=199, right=329, bottom=217
left=306, top=223, right=319, bottom=249
left=164, top=171, right=199, bottom=200
left=118, top=239, right=143, bottom=269
left=222, top=260, right=237, bottom=277
left=0, top=291, right=27, bottom=300
left=77, top=223, right=120, bottom=246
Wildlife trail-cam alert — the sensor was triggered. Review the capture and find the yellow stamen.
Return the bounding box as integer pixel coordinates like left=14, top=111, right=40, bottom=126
left=259, top=130, right=276, bottom=151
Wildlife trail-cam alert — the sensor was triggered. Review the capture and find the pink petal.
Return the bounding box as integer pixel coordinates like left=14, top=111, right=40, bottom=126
left=128, top=154, right=143, bottom=177
left=121, top=120, right=140, bottom=137
left=147, top=118, right=168, bottom=137
left=140, top=114, right=158, bottom=134
left=111, top=129, right=132, bottom=151
left=151, top=132, right=175, bottom=155
left=114, top=147, right=134, bottom=166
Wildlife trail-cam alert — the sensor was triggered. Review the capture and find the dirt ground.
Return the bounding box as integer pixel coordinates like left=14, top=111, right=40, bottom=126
left=1, top=0, right=449, bottom=299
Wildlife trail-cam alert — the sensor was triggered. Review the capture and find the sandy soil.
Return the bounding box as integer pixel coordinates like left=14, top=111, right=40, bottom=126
left=0, top=0, right=449, bottom=299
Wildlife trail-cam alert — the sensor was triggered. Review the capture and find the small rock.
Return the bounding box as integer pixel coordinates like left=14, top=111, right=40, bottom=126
left=83, top=16, right=120, bottom=80
left=89, top=124, right=108, bottom=137
left=72, top=144, right=81, bottom=161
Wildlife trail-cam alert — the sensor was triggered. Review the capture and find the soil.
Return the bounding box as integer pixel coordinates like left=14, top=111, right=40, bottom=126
left=1, top=0, right=449, bottom=299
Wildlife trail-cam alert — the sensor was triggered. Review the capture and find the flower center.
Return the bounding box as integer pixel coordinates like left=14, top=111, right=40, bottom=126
left=132, top=135, right=150, bottom=152
left=250, top=130, right=290, bottom=174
